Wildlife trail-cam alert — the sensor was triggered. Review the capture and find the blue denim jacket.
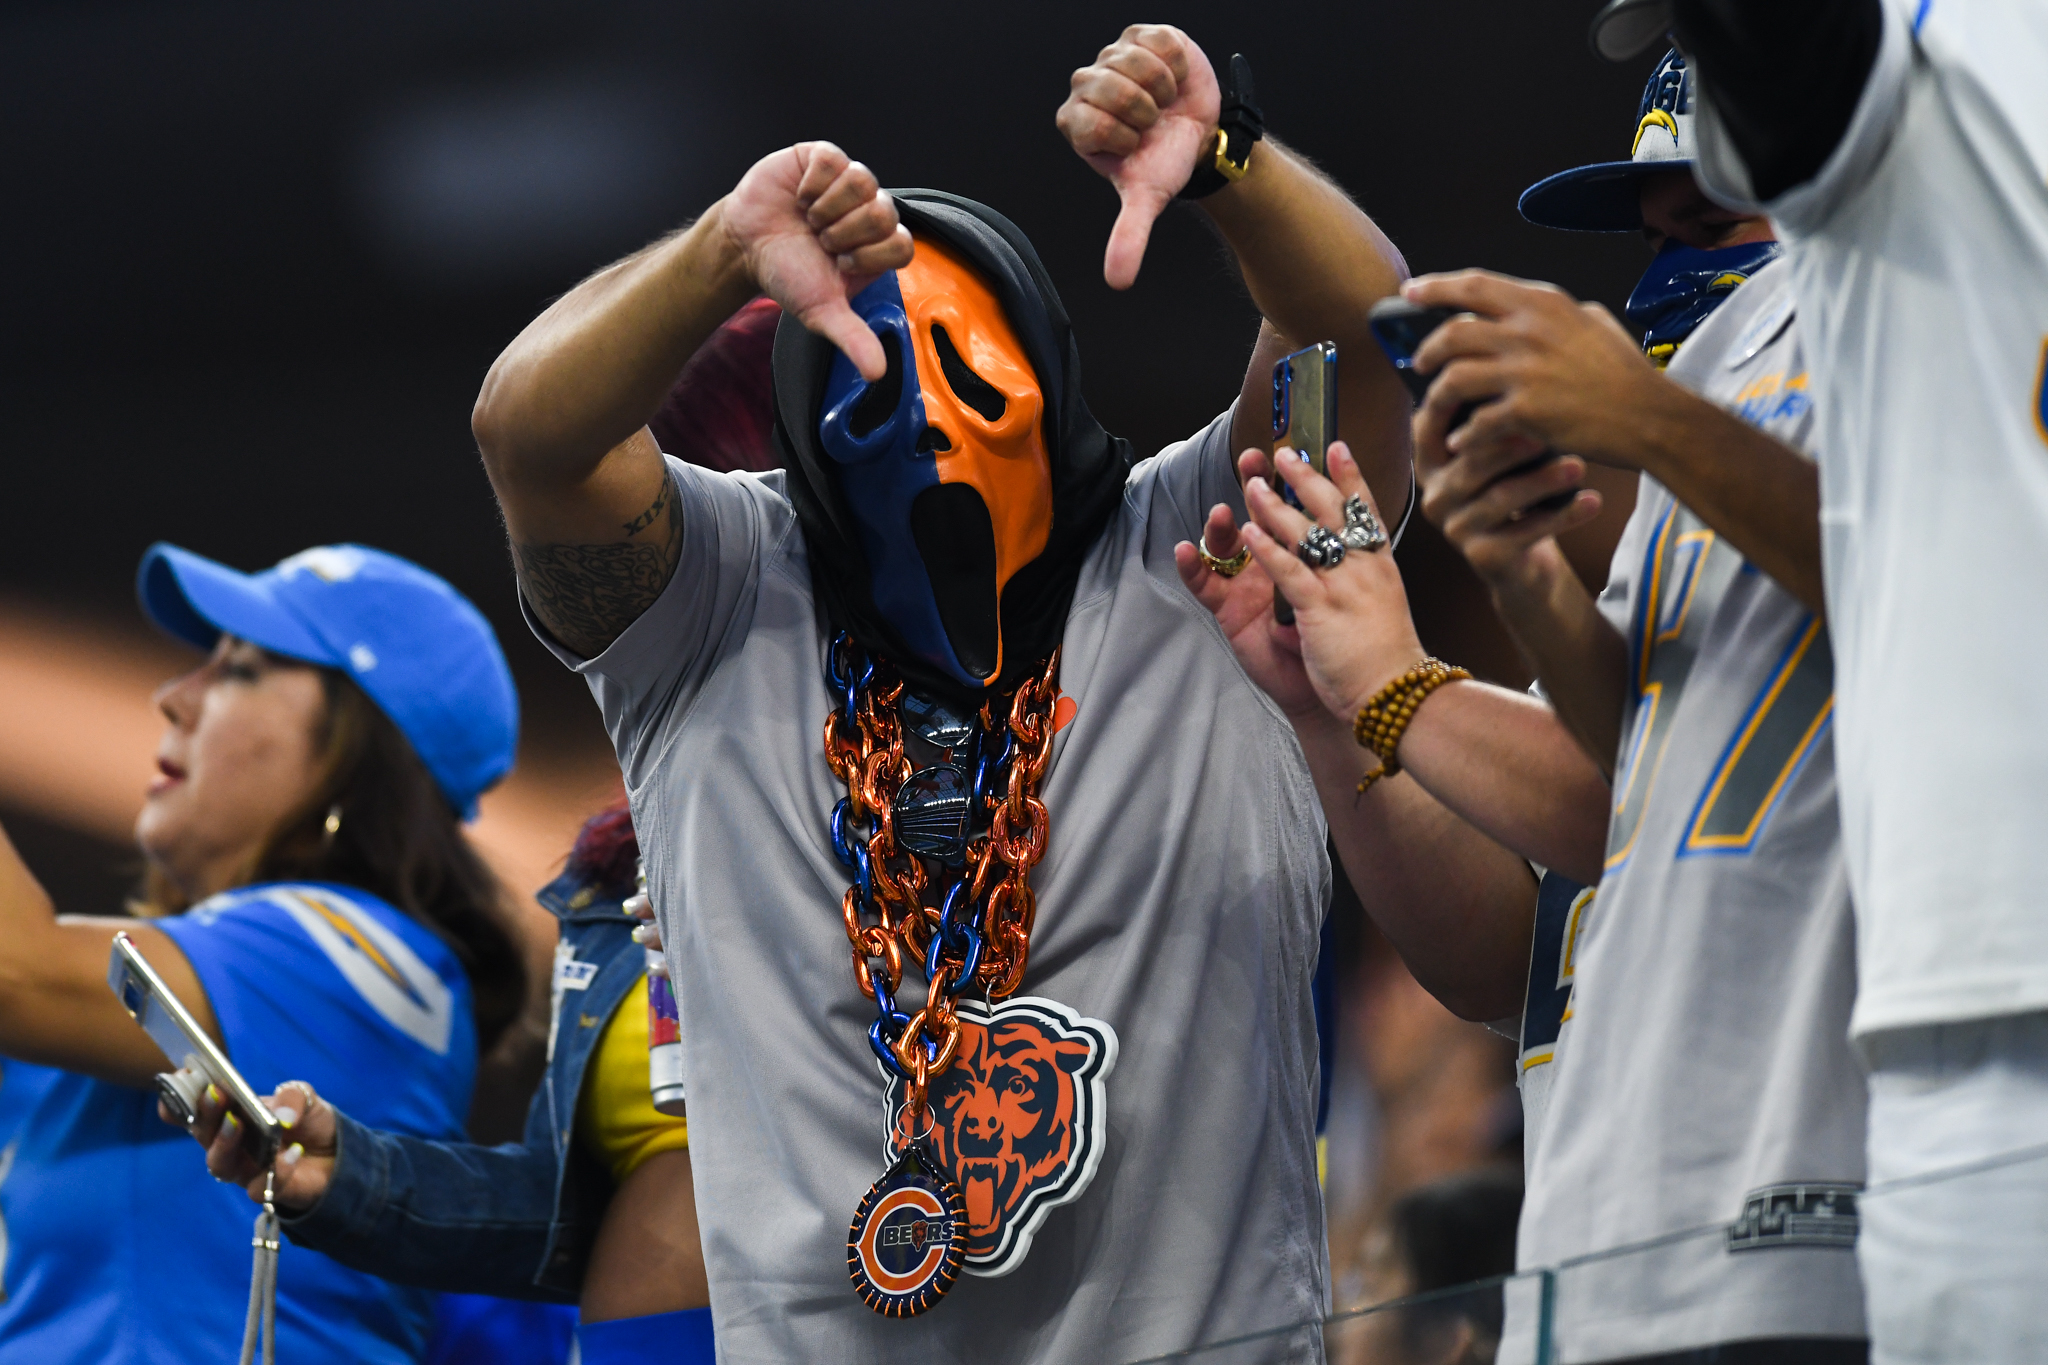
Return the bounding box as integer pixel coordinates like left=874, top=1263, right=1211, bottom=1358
left=280, top=870, right=645, bottom=1301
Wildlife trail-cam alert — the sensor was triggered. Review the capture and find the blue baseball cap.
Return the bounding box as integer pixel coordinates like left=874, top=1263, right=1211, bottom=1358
left=136, top=542, right=519, bottom=819
left=1519, top=49, right=1696, bottom=232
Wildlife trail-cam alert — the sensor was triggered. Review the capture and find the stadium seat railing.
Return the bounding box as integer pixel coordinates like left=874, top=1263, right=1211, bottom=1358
left=1115, top=1137, right=2048, bottom=1364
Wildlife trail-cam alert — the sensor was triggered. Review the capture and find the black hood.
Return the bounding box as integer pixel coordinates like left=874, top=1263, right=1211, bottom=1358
left=774, top=190, right=1135, bottom=701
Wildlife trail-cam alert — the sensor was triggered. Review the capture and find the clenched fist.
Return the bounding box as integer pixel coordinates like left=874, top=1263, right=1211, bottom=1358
left=720, top=142, right=914, bottom=380
left=1057, top=25, right=1222, bottom=290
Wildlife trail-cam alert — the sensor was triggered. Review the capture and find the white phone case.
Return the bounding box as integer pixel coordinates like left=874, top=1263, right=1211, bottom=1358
left=108, top=931, right=283, bottom=1163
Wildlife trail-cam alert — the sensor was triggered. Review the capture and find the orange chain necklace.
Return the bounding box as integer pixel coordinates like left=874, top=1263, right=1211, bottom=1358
left=822, top=635, right=1059, bottom=1132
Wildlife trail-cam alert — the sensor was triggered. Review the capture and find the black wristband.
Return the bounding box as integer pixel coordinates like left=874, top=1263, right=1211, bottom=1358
left=1179, top=53, right=1264, bottom=200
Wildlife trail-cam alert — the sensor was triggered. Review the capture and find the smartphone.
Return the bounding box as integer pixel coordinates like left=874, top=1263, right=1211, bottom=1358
left=1368, top=298, right=1577, bottom=515
left=1272, top=341, right=1338, bottom=476
left=1270, top=342, right=1338, bottom=625
left=1367, top=298, right=1456, bottom=406
left=109, top=931, right=283, bottom=1165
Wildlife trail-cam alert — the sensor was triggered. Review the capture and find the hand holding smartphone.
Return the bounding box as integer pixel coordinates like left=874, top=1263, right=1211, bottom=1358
left=1367, top=298, right=1577, bottom=516
left=1269, top=342, right=1338, bottom=625
left=109, top=932, right=283, bottom=1166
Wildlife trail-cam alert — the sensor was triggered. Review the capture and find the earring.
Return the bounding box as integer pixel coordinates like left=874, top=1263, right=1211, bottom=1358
left=322, top=805, right=343, bottom=838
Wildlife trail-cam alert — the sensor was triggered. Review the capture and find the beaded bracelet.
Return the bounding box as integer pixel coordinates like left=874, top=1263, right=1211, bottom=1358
left=1352, top=658, right=1472, bottom=794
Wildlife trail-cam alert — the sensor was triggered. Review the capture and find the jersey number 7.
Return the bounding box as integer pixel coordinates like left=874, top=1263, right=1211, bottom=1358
left=1606, top=503, right=1834, bottom=872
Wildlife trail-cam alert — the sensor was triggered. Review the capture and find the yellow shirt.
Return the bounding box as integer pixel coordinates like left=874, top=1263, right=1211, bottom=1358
left=574, top=975, right=690, bottom=1184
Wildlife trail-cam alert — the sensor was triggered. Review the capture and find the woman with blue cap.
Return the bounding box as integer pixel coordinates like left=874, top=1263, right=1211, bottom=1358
left=175, top=300, right=793, bottom=1365
left=0, top=541, right=526, bottom=1363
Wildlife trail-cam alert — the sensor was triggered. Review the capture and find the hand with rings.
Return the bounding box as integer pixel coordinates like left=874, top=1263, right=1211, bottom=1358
left=1237, top=440, right=1433, bottom=725
left=1293, top=492, right=1388, bottom=570
left=1174, top=448, right=1324, bottom=720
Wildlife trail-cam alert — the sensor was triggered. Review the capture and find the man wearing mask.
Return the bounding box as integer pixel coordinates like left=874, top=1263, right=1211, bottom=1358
left=1180, top=50, right=1867, bottom=1363
left=469, top=23, right=1413, bottom=1362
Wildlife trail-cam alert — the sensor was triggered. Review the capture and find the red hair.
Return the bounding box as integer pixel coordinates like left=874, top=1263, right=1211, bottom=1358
left=565, top=799, right=639, bottom=899
left=647, top=297, right=782, bottom=473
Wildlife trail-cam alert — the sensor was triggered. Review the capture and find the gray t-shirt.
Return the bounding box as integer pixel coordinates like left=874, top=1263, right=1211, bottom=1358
left=1506, top=260, right=1867, bottom=1362
left=535, top=410, right=1333, bottom=1363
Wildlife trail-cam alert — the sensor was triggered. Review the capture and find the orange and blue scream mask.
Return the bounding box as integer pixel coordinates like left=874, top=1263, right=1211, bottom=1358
left=819, top=238, right=1054, bottom=690
left=774, top=191, right=1133, bottom=701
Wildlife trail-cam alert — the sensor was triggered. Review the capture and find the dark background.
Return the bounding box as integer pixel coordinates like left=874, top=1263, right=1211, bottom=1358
left=2, top=0, right=1652, bottom=889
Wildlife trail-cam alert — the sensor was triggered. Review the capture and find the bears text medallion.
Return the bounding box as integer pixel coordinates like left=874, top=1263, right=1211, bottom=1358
left=847, top=1143, right=967, bottom=1317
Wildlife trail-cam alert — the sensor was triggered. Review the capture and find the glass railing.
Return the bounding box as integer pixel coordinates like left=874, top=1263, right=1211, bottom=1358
left=1115, top=1138, right=2048, bottom=1364
left=1121, top=1276, right=1516, bottom=1364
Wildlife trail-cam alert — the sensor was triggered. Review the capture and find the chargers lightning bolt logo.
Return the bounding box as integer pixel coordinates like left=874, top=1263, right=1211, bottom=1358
left=275, top=887, right=454, bottom=1054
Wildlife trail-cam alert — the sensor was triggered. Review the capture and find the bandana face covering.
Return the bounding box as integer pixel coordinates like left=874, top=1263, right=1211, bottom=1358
left=819, top=237, right=1054, bottom=690
left=1624, top=239, right=1784, bottom=364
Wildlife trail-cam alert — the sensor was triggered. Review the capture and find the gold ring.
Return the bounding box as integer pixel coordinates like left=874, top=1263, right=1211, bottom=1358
left=1197, top=533, right=1252, bottom=578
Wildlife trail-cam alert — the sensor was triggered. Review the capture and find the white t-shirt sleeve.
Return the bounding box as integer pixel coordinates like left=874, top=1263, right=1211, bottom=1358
left=1694, top=0, right=1915, bottom=230
left=521, top=456, right=793, bottom=788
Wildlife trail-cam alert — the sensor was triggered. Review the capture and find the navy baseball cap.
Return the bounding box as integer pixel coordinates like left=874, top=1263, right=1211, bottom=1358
left=1519, top=49, right=1695, bottom=232
left=136, top=543, right=519, bottom=819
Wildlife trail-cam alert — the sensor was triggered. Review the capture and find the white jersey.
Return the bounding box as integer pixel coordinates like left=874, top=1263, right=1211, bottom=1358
left=1695, top=0, right=2048, bottom=1040
left=1505, top=261, right=1867, bottom=1363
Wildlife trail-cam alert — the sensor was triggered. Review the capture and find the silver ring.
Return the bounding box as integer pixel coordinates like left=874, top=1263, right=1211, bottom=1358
left=1296, top=525, right=1347, bottom=570
left=1341, top=494, right=1388, bottom=553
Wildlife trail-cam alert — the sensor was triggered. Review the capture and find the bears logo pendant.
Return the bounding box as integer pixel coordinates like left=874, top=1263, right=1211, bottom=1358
left=881, top=996, right=1118, bottom=1277
left=847, top=1143, right=967, bottom=1317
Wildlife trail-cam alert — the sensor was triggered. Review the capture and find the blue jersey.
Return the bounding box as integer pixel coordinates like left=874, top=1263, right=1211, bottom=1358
left=0, top=882, right=477, bottom=1364
left=426, top=1294, right=576, bottom=1365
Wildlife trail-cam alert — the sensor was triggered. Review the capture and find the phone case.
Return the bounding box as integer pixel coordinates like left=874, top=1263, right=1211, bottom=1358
left=109, top=932, right=282, bottom=1164
left=1367, top=298, right=1457, bottom=404
left=1272, top=341, right=1338, bottom=476
left=1270, top=343, right=1339, bottom=625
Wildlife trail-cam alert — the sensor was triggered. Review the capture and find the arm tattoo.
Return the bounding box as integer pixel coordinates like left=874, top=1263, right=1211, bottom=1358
left=619, top=476, right=669, bottom=536
left=512, top=478, right=684, bottom=658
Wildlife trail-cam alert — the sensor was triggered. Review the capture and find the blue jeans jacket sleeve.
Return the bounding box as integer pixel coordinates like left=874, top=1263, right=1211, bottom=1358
left=278, top=895, right=644, bottom=1302
left=280, top=1109, right=579, bottom=1302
